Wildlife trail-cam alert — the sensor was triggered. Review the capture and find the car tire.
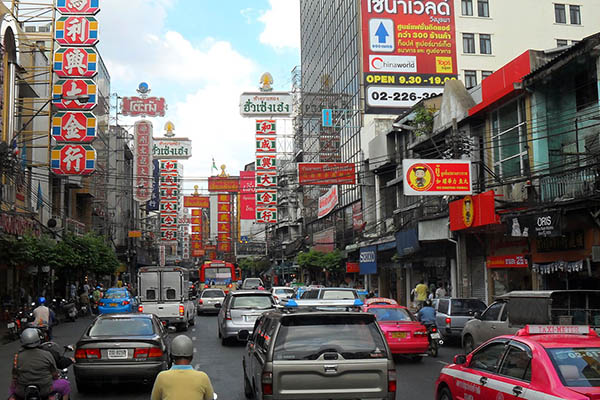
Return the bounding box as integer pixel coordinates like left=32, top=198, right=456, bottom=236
left=189, top=315, right=195, bottom=326
left=76, top=379, right=92, bottom=394
left=438, top=386, right=452, bottom=400
left=218, top=327, right=222, bottom=338
left=463, top=334, right=475, bottom=354
left=179, top=320, right=189, bottom=332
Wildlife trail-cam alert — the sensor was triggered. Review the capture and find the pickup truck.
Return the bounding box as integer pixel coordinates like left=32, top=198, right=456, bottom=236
left=137, top=266, right=196, bottom=331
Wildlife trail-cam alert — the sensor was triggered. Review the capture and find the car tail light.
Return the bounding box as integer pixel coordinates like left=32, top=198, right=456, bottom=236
left=75, top=348, right=101, bottom=359
left=388, top=369, right=396, bottom=393
left=445, top=317, right=451, bottom=325
left=198, top=299, right=203, bottom=305
left=227, top=283, right=233, bottom=288
left=262, top=372, right=273, bottom=395
left=138, top=305, right=143, bottom=312
left=225, top=309, right=232, bottom=320
left=134, top=347, right=163, bottom=359
left=122, top=301, right=130, bottom=306
left=179, top=305, right=185, bottom=316
left=431, top=327, right=437, bottom=332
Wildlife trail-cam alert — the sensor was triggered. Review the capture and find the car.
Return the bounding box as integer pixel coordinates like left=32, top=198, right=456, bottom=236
left=299, top=287, right=359, bottom=300
left=270, top=286, right=295, bottom=303
left=433, top=297, right=486, bottom=341
left=242, top=305, right=396, bottom=399
left=217, top=290, right=275, bottom=345
left=362, top=298, right=429, bottom=361
left=98, top=289, right=136, bottom=314
left=241, top=277, right=264, bottom=290
left=197, top=288, right=225, bottom=315
left=436, top=324, right=600, bottom=400
left=73, top=313, right=171, bottom=392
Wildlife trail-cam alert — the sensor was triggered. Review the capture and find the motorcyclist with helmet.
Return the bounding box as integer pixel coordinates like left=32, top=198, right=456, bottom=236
left=32, top=297, right=55, bottom=340
left=151, top=335, right=214, bottom=400
left=8, top=328, right=72, bottom=400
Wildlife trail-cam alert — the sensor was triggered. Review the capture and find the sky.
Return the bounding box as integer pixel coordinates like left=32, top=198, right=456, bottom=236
left=97, top=0, right=300, bottom=193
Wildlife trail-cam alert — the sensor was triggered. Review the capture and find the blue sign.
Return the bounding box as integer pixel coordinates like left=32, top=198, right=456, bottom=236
left=322, top=109, right=332, bottom=127
left=359, top=246, right=377, bottom=275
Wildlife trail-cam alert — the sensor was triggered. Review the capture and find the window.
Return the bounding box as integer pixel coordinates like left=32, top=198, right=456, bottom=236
left=482, top=70, right=493, bottom=80
left=477, top=0, right=489, bottom=17
left=470, top=341, right=507, bottom=373
left=463, top=33, right=475, bottom=53
left=499, top=345, right=532, bottom=381
left=462, top=0, right=473, bottom=15
left=555, top=4, right=566, bottom=23
left=464, top=70, right=477, bottom=88
left=482, top=302, right=504, bottom=321
left=570, top=5, right=581, bottom=24
left=480, top=34, right=492, bottom=54
left=438, top=299, right=450, bottom=314
left=451, top=299, right=487, bottom=316
left=231, top=295, right=273, bottom=309
left=575, top=65, right=599, bottom=111
left=547, top=347, right=600, bottom=387
left=556, top=39, right=569, bottom=47
left=491, top=98, right=528, bottom=178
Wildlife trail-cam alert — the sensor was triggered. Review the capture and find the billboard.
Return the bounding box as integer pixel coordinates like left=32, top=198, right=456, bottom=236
left=183, top=196, right=209, bottom=208
left=121, top=96, right=166, bottom=117
left=402, top=159, right=471, bottom=196
left=361, top=0, right=457, bottom=113
left=240, top=92, right=293, bottom=116
left=153, top=139, right=192, bottom=159
left=298, top=163, right=356, bottom=185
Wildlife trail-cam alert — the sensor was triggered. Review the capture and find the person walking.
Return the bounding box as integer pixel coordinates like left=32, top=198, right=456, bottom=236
left=435, top=283, right=447, bottom=299
left=151, top=335, right=214, bottom=400
left=414, top=280, right=429, bottom=309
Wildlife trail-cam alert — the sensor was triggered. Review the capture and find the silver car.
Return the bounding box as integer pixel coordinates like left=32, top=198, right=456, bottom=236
left=433, top=298, right=487, bottom=341
left=197, top=288, right=225, bottom=315
left=270, top=286, right=295, bottom=303
left=217, top=290, right=275, bottom=345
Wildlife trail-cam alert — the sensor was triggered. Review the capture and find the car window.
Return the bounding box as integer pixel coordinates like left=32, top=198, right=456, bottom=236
left=469, top=341, right=507, bottom=373
left=547, top=347, right=600, bottom=387
left=438, top=299, right=449, bottom=314
left=145, top=289, right=157, bottom=300
left=301, top=290, right=317, bottom=299
left=451, top=299, right=486, bottom=316
left=202, top=290, right=225, bottom=298
left=104, top=292, right=127, bottom=299
left=481, top=302, right=503, bottom=321
left=274, top=288, right=294, bottom=295
left=89, top=318, right=154, bottom=336
left=322, top=290, right=356, bottom=300
left=368, top=307, right=414, bottom=322
left=500, top=305, right=508, bottom=321
left=499, top=345, right=532, bottom=381
left=250, top=317, right=264, bottom=343
left=231, top=295, right=273, bottom=309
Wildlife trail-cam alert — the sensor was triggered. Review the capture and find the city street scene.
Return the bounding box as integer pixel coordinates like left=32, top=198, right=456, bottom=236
left=1, top=0, right=600, bottom=399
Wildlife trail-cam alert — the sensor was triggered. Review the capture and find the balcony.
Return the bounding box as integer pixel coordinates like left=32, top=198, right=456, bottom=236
left=540, top=166, right=599, bottom=202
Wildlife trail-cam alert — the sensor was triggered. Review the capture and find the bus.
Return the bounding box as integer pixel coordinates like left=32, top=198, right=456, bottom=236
left=199, top=260, right=241, bottom=293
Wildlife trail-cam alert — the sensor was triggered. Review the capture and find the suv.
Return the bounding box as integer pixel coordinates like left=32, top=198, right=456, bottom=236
left=241, top=278, right=264, bottom=290
left=242, top=309, right=396, bottom=399
left=217, top=290, right=275, bottom=345
left=433, top=298, right=486, bottom=341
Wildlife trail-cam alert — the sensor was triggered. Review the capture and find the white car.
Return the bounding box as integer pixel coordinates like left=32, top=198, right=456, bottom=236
left=197, top=288, right=226, bottom=315
left=271, top=286, right=295, bottom=303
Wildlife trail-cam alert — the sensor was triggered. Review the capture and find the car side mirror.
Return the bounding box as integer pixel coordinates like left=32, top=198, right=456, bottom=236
left=167, top=326, right=177, bottom=334
left=214, top=303, right=221, bottom=309
left=453, top=354, right=467, bottom=365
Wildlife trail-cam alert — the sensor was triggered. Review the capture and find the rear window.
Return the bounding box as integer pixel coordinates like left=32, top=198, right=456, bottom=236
left=243, top=279, right=262, bottom=288
left=231, top=295, right=273, bottom=309
left=273, top=315, right=388, bottom=360
left=451, top=299, right=487, bottom=316
left=104, top=292, right=127, bottom=299
left=274, top=289, right=294, bottom=295
left=547, top=347, right=600, bottom=387
left=89, top=318, right=154, bottom=336
left=321, top=290, right=356, bottom=300
left=202, top=290, right=225, bottom=298
left=368, top=307, right=414, bottom=322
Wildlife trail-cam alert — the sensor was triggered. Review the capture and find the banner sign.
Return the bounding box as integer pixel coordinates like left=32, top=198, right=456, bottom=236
left=318, top=186, right=338, bottom=219
left=240, top=92, right=293, bottom=116
left=486, top=255, right=529, bottom=269
left=346, top=262, right=360, bottom=273
left=256, top=172, right=277, bottom=188
left=256, top=207, right=277, bottom=223
left=298, top=163, right=356, bottom=185
left=56, top=0, right=100, bottom=15
left=51, top=144, right=96, bottom=175
left=52, top=111, right=96, bottom=142
left=240, top=171, right=256, bottom=220
left=256, top=190, right=277, bottom=206
left=313, top=227, right=335, bottom=252
left=183, top=196, right=209, bottom=208
left=256, top=136, right=276, bottom=153
left=449, top=190, right=500, bottom=231
left=208, top=177, right=239, bottom=192
left=256, top=154, right=276, bottom=170
left=152, top=139, right=192, bottom=159
left=217, top=194, right=232, bottom=254
left=508, top=212, right=562, bottom=238
left=403, top=159, right=471, bottom=196
left=133, top=120, right=153, bottom=202
left=121, top=96, right=166, bottom=117
left=359, top=246, right=377, bottom=275
left=53, top=47, right=98, bottom=78
left=361, top=0, right=457, bottom=113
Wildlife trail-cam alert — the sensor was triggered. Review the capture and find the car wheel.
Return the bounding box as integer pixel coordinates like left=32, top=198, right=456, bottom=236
left=76, top=379, right=92, bottom=394
left=179, top=320, right=189, bottom=332
left=438, top=386, right=452, bottom=400
left=463, top=334, right=475, bottom=354
left=189, top=315, right=195, bottom=326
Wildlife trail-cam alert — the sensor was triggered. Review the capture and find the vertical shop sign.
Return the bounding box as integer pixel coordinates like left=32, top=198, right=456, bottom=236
left=255, top=120, right=277, bottom=223
left=240, top=171, right=256, bottom=220
left=133, top=120, right=153, bottom=202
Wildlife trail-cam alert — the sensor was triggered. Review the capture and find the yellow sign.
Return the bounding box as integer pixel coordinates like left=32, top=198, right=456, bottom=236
left=128, top=230, right=142, bottom=238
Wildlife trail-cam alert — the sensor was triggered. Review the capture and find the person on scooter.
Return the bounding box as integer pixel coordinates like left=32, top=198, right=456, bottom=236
left=32, top=297, right=55, bottom=340
left=416, top=299, right=436, bottom=325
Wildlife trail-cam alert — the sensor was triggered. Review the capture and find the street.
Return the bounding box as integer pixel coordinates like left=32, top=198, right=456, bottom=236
left=0, top=314, right=461, bottom=399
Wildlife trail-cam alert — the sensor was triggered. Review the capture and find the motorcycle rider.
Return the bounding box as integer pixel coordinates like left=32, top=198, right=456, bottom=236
left=151, top=335, right=214, bottom=400
left=32, top=297, right=55, bottom=340
left=416, top=299, right=436, bottom=325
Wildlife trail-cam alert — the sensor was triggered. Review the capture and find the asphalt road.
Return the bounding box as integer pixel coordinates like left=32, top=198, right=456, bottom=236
left=0, top=314, right=462, bottom=399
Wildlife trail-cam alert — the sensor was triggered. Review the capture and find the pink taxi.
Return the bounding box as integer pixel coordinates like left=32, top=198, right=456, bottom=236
left=362, top=297, right=429, bottom=361
left=435, top=325, right=600, bottom=400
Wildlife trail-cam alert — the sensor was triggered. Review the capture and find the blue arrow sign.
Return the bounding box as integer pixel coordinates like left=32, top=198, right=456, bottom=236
left=375, top=23, right=389, bottom=44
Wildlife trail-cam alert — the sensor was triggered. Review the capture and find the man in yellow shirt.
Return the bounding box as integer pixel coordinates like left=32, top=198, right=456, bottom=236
left=414, top=280, right=429, bottom=309
left=151, top=335, right=214, bottom=400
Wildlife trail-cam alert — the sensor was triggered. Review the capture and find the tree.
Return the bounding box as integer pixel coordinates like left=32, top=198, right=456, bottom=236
left=238, top=257, right=270, bottom=276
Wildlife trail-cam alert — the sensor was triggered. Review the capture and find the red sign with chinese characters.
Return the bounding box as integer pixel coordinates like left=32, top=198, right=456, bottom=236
left=134, top=121, right=153, bottom=202
left=486, top=255, right=529, bottom=269
left=53, top=47, right=98, bottom=78
left=217, top=194, right=232, bottom=253
left=256, top=136, right=276, bottom=153
left=51, top=144, right=96, bottom=175
left=449, top=190, right=500, bottom=231
left=56, top=0, right=100, bottom=15
left=52, top=79, right=97, bottom=110
left=298, top=163, right=356, bottom=185
left=256, top=154, right=276, bottom=171
left=121, top=96, right=167, bottom=118
left=403, top=159, right=472, bottom=196
left=256, top=120, right=276, bottom=135
left=55, top=16, right=99, bottom=46
left=52, top=112, right=96, bottom=143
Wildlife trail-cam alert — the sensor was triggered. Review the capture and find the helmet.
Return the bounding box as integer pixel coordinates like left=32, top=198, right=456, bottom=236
left=170, top=335, right=194, bottom=358
left=424, top=299, right=432, bottom=307
left=38, top=297, right=46, bottom=305
left=21, top=328, right=41, bottom=348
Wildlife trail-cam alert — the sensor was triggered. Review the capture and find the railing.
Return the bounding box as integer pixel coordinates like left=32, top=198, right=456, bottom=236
left=539, top=166, right=599, bottom=202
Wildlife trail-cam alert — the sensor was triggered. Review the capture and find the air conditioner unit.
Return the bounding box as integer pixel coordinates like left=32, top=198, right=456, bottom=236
left=38, top=26, right=50, bottom=33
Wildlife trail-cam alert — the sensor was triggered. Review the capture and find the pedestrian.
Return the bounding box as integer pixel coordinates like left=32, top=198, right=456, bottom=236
left=151, top=335, right=214, bottom=400
left=414, top=280, right=429, bottom=309
left=435, top=282, right=447, bottom=299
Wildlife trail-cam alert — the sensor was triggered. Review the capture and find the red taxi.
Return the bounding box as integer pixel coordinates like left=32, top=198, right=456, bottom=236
left=362, top=297, right=429, bottom=361
left=435, top=325, right=600, bottom=400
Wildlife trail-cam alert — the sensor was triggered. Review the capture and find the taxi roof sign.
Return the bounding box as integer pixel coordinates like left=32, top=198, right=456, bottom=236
left=365, top=297, right=398, bottom=306
left=521, top=325, right=591, bottom=335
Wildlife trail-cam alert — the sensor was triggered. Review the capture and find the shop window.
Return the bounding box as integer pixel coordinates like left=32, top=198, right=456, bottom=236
left=462, top=0, right=473, bottom=16
left=491, top=98, right=528, bottom=178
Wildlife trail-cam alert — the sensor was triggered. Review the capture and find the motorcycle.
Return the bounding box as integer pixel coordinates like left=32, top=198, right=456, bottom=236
left=20, top=385, right=63, bottom=400
left=60, top=299, right=77, bottom=322
left=7, top=312, right=20, bottom=341
left=424, top=322, right=443, bottom=357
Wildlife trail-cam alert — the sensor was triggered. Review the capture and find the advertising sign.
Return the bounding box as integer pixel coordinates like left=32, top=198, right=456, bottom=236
left=359, top=246, right=377, bottom=275
left=256, top=190, right=277, bottom=206
left=217, top=194, right=231, bottom=254
left=256, top=207, right=277, bottom=224
left=52, top=112, right=96, bottom=142
left=256, top=136, right=276, bottom=153
left=486, top=255, right=529, bottom=269
left=240, top=92, right=293, bottom=116
left=256, top=154, right=276, bottom=171
left=160, top=229, right=177, bottom=242
left=121, top=96, right=166, bottom=117
left=255, top=172, right=277, bottom=188
left=318, top=186, right=338, bottom=219
left=55, top=16, right=99, bottom=46
left=298, top=163, right=356, bottom=185
left=50, top=144, right=96, bottom=175
left=53, top=47, right=98, bottom=78
left=240, top=171, right=255, bottom=220
left=361, top=0, right=457, bottom=113
left=403, top=159, right=472, bottom=196
left=146, top=159, right=160, bottom=211
left=183, top=196, right=209, bottom=208
left=256, top=120, right=276, bottom=135
left=152, top=139, right=192, bottom=159
left=208, top=177, right=239, bottom=192
left=346, top=262, right=360, bottom=273
left=449, top=190, right=500, bottom=231
left=133, top=120, right=153, bottom=202
left=56, top=0, right=100, bottom=14
left=313, top=227, right=335, bottom=252
left=52, top=79, right=97, bottom=110
left=508, top=212, right=562, bottom=238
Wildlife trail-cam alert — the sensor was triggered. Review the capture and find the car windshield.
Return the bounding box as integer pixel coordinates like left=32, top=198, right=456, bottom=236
left=88, top=318, right=154, bottom=336
left=243, top=279, right=262, bottom=288
left=104, top=292, right=127, bottom=299
left=202, top=290, right=225, bottom=298
left=321, top=290, right=356, bottom=300
left=547, top=347, right=600, bottom=387
left=451, top=299, right=487, bottom=316
left=368, top=307, right=414, bottom=322
left=273, top=315, right=388, bottom=360
left=231, top=295, right=273, bottom=309
left=274, top=288, right=294, bottom=295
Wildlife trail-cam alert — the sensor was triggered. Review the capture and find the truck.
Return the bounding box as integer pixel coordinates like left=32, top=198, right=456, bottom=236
left=137, top=266, right=196, bottom=331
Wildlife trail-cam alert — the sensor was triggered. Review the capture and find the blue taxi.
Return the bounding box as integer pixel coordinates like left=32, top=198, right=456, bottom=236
left=98, top=289, right=136, bottom=314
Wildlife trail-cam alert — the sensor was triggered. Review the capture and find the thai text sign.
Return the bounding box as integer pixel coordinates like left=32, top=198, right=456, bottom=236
left=298, top=163, right=356, bottom=185
left=53, top=47, right=98, bottom=78
left=403, top=159, right=471, bottom=196
left=51, top=144, right=96, bottom=175
left=486, top=255, right=529, bottom=269
left=208, top=177, right=239, bottom=192
left=133, top=120, right=153, bottom=202
left=184, top=196, right=209, bottom=208
left=52, top=112, right=96, bottom=143
left=318, top=186, right=338, bottom=219
left=52, top=79, right=97, bottom=110
left=361, top=0, right=457, bottom=113
left=240, top=171, right=256, bottom=220
left=56, top=0, right=100, bottom=15
left=240, top=92, right=293, bottom=116
left=153, top=139, right=192, bottom=159
left=121, top=96, right=167, bottom=118
left=55, top=16, right=99, bottom=46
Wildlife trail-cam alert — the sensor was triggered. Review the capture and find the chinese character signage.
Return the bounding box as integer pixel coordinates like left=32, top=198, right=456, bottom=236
left=53, top=47, right=98, bottom=78
left=449, top=190, right=500, bottom=231
left=256, top=136, right=276, bottom=153
left=240, top=92, right=293, bottom=116
left=256, top=154, right=276, bottom=171
left=52, top=79, right=97, bottom=110
left=159, top=159, right=180, bottom=244
left=403, top=159, right=472, bottom=196
left=254, top=120, right=277, bottom=223
left=52, top=112, right=96, bottom=143
left=361, top=0, right=457, bottom=112
left=56, top=0, right=100, bottom=15
left=153, top=139, right=192, bottom=159
left=133, top=120, right=153, bottom=202
left=217, top=194, right=232, bottom=254
left=256, top=120, right=276, bottom=135
left=298, top=163, right=356, bottom=185
left=51, top=144, right=96, bottom=175
left=121, top=96, right=166, bottom=117
left=55, top=16, right=99, bottom=46
left=256, top=190, right=277, bottom=206
left=256, top=207, right=277, bottom=223
left=146, top=159, right=160, bottom=211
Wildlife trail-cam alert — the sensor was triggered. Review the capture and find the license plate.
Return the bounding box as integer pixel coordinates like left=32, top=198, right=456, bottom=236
left=244, top=315, right=257, bottom=322
left=431, top=332, right=441, bottom=339
left=391, top=332, right=407, bottom=339
left=7, top=322, right=14, bottom=329
left=107, top=349, right=127, bottom=359
left=110, top=303, right=118, bottom=307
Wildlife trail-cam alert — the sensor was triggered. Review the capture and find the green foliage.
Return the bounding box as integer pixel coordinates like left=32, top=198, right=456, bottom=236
left=296, top=249, right=343, bottom=272
left=0, top=234, right=28, bottom=267
left=238, top=257, right=270, bottom=273
left=413, top=105, right=435, bottom=137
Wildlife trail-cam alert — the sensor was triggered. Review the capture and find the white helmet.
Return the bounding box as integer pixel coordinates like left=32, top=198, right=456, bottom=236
left=170, top=335, right=194, bottom=358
